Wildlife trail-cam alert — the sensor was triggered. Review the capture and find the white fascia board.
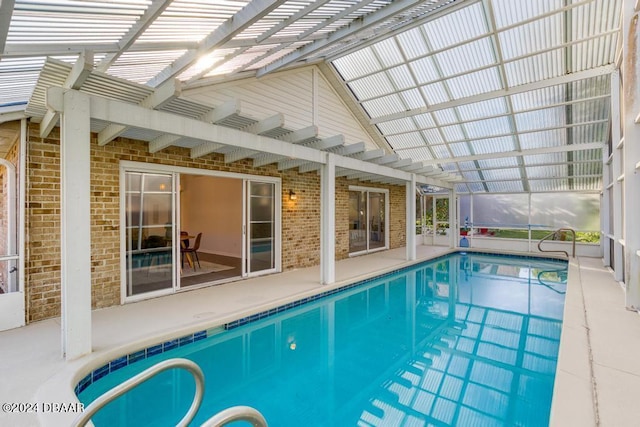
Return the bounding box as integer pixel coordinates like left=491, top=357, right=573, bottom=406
left=47, top=87, right=326, bottom=165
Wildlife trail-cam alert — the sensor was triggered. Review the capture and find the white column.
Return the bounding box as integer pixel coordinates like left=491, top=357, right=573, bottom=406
left=406, top=174, right=416, bottom=260
left=610, top=70, right=624, bottom=282
left=60, top=89, right=92, bottom=359
left=320, top=153, right=335, bottom=285
left=602, top=146, right=611, bottom=267
left=622, top=1, right=640, bottom=310
left=449, top=187, right=456, bottom=248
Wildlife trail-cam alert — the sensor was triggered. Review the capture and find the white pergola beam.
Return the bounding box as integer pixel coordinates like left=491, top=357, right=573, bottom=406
left=98, top=78, right=182, bottom=146
left=41, top=51, right=94, bottom=138
left=0, top=0, right=16, bottom=53
left=200, top=99, right=241, bottom=124
left=257, top=0, right=426, bottom=77
left=147, top=0, right=286, bottom=87
left=371, top=65, right=616, bottom=124
left=224, top=113, right=285, bottom=163
left=149, top=134, right=182, bottom=153
left=297, top=142, right=366, bottom=172
left=252, top=125, right=319, bottom=167
left=422, top=142, right=605, bottom=165
left=191, top=142, right=227, bottom=159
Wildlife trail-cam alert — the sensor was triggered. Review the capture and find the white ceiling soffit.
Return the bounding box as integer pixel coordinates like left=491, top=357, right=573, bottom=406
left=331, top=0, right=620, bottom=193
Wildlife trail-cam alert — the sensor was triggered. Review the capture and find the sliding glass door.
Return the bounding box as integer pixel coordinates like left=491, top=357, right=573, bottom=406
left=349, top=187, right=388, bottom=255
left=246, top=180, right=276, bottom=276
left=124, top=172, right=175, bottom=298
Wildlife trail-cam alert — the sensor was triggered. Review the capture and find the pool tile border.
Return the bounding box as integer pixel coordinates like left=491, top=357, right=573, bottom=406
left=75, top=250, right=567, bottom=396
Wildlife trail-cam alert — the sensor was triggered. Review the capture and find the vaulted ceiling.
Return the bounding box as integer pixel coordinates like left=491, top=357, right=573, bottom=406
left=0, top=0, right=622, bottom=193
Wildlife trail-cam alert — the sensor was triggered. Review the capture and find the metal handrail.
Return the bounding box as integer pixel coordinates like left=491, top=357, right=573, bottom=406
left=537, top=228, right=576, bottom=258
left=201, top=405, right=269, bottom=427
left=72, top=358, right=205, bottom=427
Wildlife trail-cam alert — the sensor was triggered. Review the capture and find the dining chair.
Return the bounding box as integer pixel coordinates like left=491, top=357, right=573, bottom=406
left=182, top=232, right=202, bottom=270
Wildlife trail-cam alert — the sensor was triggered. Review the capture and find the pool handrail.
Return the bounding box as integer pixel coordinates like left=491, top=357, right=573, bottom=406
left=537, top=227, right=576, bottom=258
left=201, top=405, right=268, bottom=427
left=72, top=358, right=205, bottom=427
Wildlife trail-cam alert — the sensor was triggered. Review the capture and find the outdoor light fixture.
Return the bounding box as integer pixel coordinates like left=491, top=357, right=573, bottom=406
left=289, top=190, right=297, bottom=200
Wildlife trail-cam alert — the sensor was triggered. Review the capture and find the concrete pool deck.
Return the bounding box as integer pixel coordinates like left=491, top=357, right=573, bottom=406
left=0, top=245, right=638, bottom=426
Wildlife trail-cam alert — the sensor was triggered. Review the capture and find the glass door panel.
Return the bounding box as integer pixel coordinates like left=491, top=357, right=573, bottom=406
left=368, top=192, right=385, bottom=250
left=247, top=181, right=275, bottom=274
left=125, top=172, right=174, bottom=297
left=348, top=191, right=366, bottom=253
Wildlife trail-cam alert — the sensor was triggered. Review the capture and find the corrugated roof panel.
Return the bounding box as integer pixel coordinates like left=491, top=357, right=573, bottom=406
left=432, top=144, right=451, bottom=159
left=519, top=129, right=566, bottom=149
left=435, top=37, right=495, bottom=76
left=361, top=93, right=406, bottom=117
left=571, top=99, right=610, bottom=123
left=482, top=168, right=522, bottom=181
left=387, top=133, right=424, bottom=150
left=504, top=49, right=564, bottom=87
left=572, top=123, right=609, bottom=144
left=462, top=170, right=482, bottom=181
left=570, top=75, right=611, bottom=98
left=396, top=27, right=430, bottom=60
left=110, top=50, right=188, bottom=84
left=486, top=180, right=523, bottom=193
left=455, top=183, right=470, bottom=193
left=440, top=124, right=465, bottom=142
left=387, top=65, right=416, bottom=90
left=400, top=88, right=427, bottom=109
left=333, top=47, right=381, bottom=80
left=433, top=108, right=458, bottom=125
left=409, top=56, right=440, bottom=84
left=138, top=0, right=246, bottom=43
left=377, top=117, right=418, bottom=135
left=373, top=37, right=406, bottom=68
left=499, top=14, right=563, bottom=61
left=523, top=153, right=566, bottom=165
left=442, top=163, right=458, bottom=172
left=526, top=165, right=567, bottom=179
left=421, top=128, right=444, bottom=144
left=515, top=106, right=566, bottom=132
left=9, top=0, right=149, bottom=44
left=422, top=2, right=488, bottom=50
left=477, top=157, right=519, bottom=169
left=529, top=179, right=569, bottom=192
left=447, top=67, right=502, bottom=99
left=414, top=113, right=437, bottom=129
left=572, top=177, right=602, bottom=191
left=456, top=97, right=508, bottom=121
left=457, top=161, right=476, bottom=170
left=491, top=0, right=564, bottom=29
left=464, top=116, right=512, bottom=139
left=573, top=148, right=604, bottom=162
left=350, top=73, right=395, bottom=100
left=466, top=182, right=487, bottom=193
left=510, top=84, right=566, bottom=111
left=469, top=136, right=516, bottom=154
left=397, top=146, right=433, bottom=161
left=448, top=142, right=471, bottom=157
left=574, top=161, right=603, bottom=178
left=572, top=35, right=617, bottom=72
left=421, top=82, right=450, bottom=104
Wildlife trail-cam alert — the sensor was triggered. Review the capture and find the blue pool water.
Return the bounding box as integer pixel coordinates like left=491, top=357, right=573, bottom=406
left=78, top=253, right=567, bottom=426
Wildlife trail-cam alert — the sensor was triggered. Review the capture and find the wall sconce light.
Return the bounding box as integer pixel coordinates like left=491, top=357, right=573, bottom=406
left=289, top=190, right=297, bottom=200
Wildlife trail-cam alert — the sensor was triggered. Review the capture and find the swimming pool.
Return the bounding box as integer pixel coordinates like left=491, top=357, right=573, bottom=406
left=78, top=252, right=567, bottom=426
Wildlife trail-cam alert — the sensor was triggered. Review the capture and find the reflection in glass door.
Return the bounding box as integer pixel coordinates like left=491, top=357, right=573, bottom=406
left=349, top=188, right=388, bottom=255
left=124, top=172, right=174, bottom=297
left=247, top=181, right=275, bottom=275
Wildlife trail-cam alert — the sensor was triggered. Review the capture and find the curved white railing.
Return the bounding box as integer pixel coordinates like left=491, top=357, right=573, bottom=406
left=72, top=357, right=268, bottom=427
left=201, top=405, right=268, bottom=427
left=72, top=358, right=204, bottom=427
left=537, top=228, right=576, bottom=258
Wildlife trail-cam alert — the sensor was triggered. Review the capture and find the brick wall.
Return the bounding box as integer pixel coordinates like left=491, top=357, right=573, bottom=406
left=25, top=124, right=407, bottom=322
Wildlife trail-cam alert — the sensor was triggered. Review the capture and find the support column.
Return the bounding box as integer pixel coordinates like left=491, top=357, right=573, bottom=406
left=622, top=0, right=640, bottom=310
left=60, top=89, right=92, bottom=359
left=320, top=153, right=335, bottom=285
left=610, top=70, right=624, bottom=282
left=406, top=174, right=416, bottom=261
left=449, top=187, right=456, bottom=248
